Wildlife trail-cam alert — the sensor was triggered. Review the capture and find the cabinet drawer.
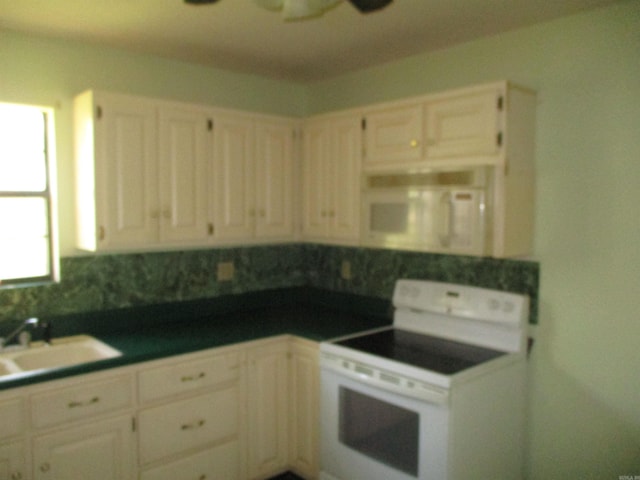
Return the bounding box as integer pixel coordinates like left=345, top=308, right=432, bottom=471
left=138, top=386, right=239, bottom=465
left=0, top=397, right=26, bottom=440
left=138, top=350, right=240, bottom=404
left=140, top=441, right=240, bottom=480
left=30, top=375, right=134, bottom=429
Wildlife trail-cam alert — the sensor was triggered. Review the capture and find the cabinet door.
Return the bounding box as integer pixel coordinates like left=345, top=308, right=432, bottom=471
left=301, top=120, right=330, bottom=239
left=424, top=89, right=501, bottom=159
left=96, top=93, right=158, bottom=247
left=247, top=340, right=289, bottom=479
left=33, top=415, right=134, bottom=480
left=288, top=340, right=320, bottom=479
left=0, top=441, right=26, bottom=480
left=255, top=120, right=294, bottom=239
left=212, top=113, right=255, bottom=241
left=329, top=115, right=361, bottom=241
left=364, top=103, right=422, bottom=168
left=158, top=107, right=212, bottom=244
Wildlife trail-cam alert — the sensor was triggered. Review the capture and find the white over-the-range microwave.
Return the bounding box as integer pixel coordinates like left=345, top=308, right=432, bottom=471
left=361, top=167, right=495, bottom=256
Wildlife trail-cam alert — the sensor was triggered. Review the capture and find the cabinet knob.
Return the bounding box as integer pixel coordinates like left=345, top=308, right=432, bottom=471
left=98, top=226, right=105, bottom=241
left=11, top=472, right=23, bottom=480
left=410, top=139, right=419, bottom=147
left=40, top=463, right=51, bottom=473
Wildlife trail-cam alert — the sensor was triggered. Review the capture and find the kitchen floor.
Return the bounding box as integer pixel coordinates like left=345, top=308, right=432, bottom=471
left=268, top=473, right=305, bottom=480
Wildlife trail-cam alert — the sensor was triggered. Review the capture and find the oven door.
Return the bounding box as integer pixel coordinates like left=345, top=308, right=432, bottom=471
left=320, top=366, right=450, bottom=480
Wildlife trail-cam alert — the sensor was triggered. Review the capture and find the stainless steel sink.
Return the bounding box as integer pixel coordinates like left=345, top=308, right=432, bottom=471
left=0, top=335, right=122, bottom=376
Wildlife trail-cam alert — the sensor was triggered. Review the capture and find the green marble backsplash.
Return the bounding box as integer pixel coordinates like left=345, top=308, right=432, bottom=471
left=0, top=244, right=539, bottom=324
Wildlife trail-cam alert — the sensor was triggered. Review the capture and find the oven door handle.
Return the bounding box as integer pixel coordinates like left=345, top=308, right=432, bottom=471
left=321, top=356, right=449, bottom=406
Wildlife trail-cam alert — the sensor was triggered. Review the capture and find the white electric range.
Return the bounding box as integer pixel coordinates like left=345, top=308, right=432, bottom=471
left=319, top=279, right=530, bottom=480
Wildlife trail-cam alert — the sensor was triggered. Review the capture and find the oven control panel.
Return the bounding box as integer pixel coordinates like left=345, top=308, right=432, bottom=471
left=393, top=279, right=529, bottom=326
left=320, top=351, right=449, bottom=405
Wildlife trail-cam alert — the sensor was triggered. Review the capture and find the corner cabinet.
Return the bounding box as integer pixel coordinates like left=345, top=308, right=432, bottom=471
left=302, top=113, right=362, bottom=244
left=73, top=90, right=296, bottom=252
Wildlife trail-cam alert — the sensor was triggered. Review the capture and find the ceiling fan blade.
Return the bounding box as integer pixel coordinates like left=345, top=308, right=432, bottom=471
left=347, top=0, right=393, bottom=13
left=184, top=0, right=221, bottom=5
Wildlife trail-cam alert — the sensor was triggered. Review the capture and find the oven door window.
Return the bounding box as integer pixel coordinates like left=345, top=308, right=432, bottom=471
left=339, top=387, right=419, bottom=477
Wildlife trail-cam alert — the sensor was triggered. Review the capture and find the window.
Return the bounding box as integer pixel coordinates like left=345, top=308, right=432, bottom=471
left=0, top=103, right=58, bottom=287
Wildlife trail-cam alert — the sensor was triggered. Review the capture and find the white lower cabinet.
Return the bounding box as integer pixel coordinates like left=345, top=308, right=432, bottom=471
left=140, top=442, right=240, bottom=480
left=0, top=440, right=26, bottom=480
left=32, top=415, right=134, bottom=480
left=0, top=335, right=319, bottom=480
left=246, top=339, right=290, bottom=479
left=288, top=339, right=320, bottom=479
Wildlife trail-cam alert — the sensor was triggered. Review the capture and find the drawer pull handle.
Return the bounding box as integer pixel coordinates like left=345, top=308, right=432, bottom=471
left=181, top=419, right=206, bottom=430
left=181, top=372, right=206, bottom=382
left=68, top=396, right=100, bottom=408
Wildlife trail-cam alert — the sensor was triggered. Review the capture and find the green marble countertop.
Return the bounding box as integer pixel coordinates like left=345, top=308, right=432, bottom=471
left=0, top=287, right=392, bottom=391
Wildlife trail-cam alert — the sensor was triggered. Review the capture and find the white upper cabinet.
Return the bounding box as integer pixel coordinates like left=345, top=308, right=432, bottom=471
left=74, top=91, right=296, bottom=251
left=212, top=112, right=256, bottom=242
left=361, top=82, right=534, bottom=171
left=363, top=102, right=422, bottom=168
left=302, top=113, right=361, bottom=243
left=158, top=106, right=212, bottom=244
left=424, top=87, right=501, bottom=160
left=255, top=119, right=295, bottom=239
left=212, top=112, right=295, bottom=243
left=74, top=91, right=214, bottom=251
left=75, top=91, right=158, bottom=250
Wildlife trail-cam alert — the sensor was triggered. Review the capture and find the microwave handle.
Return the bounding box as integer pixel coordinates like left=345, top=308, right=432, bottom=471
left=438, top=192, right=454, bottom=247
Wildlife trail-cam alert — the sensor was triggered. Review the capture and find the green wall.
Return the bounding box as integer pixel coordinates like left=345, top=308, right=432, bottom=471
left=304, top=2, right=640, bottom=477
left=1, top=1, right=639, bottom=477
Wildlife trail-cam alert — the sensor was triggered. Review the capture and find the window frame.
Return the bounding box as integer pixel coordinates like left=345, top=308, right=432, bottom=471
left=0, top=102, right=59, bottom=288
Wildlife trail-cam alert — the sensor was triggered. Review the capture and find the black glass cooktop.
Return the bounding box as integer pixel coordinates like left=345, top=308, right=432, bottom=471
left=334, top=328, right=506, bottom=375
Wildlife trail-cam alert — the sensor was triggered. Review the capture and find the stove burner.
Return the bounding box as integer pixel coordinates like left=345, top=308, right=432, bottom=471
left=334, top=328, right=505, bottom=374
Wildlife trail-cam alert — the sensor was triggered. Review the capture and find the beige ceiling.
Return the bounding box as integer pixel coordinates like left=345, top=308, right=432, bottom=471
left=0, top=0, right=621, bottom=83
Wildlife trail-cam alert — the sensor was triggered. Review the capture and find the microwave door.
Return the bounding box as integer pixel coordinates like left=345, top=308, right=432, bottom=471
left=365, top=192, right=421, bottom=247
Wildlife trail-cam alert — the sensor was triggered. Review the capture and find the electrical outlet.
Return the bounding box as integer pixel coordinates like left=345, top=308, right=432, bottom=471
left=217, top=261, right=235, bottom=282
left=341, top=260, right=352, bottom=280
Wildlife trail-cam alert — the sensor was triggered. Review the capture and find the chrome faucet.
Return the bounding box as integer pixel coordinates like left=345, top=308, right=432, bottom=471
left=0, top=317, right=45, bottom=350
